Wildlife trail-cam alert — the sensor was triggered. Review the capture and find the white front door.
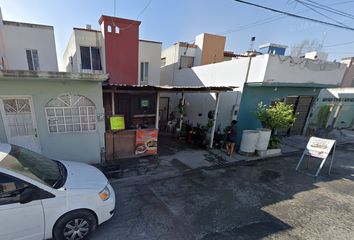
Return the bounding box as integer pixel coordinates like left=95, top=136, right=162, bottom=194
left=0, top=96, right=41, bottom=153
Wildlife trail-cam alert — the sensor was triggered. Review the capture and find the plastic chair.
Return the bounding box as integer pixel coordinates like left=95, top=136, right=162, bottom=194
left=166, top=120, right=177, bottom=133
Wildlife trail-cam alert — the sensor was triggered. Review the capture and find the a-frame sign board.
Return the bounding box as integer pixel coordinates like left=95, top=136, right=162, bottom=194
left=295, top=137, right=336, bottom=177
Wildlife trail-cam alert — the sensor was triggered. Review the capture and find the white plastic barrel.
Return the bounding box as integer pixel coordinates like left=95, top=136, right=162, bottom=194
left=240, top=130, right=259, bottom=154
left=256, top=128, right=271, bottom=151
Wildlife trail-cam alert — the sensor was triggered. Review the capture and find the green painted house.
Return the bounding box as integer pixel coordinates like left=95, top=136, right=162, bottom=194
left=236, top=83, right=341, bottom=145
left=0, top=70, right=108, bottom=164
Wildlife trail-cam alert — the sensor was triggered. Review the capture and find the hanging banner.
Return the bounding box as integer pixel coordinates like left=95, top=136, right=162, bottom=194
left=135, top=129, right=158, bottom=155
left=304, top=137, right=336, bottom=159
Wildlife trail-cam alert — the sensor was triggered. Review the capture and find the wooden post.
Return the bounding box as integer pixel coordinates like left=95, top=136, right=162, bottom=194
left=210, top=92, right=220, bottom=148
left=111, top=92, right=115, bottom=115
left=155, top=92, right=160, bottom=129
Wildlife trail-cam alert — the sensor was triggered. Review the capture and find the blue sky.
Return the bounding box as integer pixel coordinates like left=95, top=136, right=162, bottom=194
left=1, top=0, right=354, bottom=70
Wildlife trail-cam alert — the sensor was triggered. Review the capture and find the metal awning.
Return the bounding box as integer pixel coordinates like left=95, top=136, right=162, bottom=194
left=102, top=84, right=237, bottom=93
left=246, top=82, right=340, bottom=88
left=103, top=84, right=238, bottom=149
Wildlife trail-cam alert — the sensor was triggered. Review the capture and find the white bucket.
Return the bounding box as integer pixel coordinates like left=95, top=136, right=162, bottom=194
left=256, top=128, right=271, bottom=151
left=240, top=130, right=259, bottom=153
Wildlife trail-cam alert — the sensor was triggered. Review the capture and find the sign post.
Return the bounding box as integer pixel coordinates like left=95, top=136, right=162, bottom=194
left=295, top=137, right=336, bottom=177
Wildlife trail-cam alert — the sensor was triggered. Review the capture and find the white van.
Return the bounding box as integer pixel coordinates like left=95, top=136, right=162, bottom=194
left=0, top=143, right=115, bottom=240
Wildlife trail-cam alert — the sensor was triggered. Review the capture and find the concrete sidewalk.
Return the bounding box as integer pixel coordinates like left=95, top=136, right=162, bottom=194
left=107, top=129, right=354, bottom=185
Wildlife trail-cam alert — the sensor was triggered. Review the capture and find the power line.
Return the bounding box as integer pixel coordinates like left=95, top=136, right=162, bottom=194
left=135, top=0, right=152, bottom=22
left=295, top=0, right=350, bottom=27
left=294, top=0, right=354, bottom=20
left=326, top=52, right=354, bottom=54
left=111, top=0, right=152, bottom=31
left=233, top=0, right=354, bottom=31
left=304, top=0, right=354, bottom=19
left=331, top=0, right=354, bottom=4
left=185, top=12, right=291, bottom=42
left=183, top=1, right=354, bottom=46
left=325, top=40, right=354, bottom=48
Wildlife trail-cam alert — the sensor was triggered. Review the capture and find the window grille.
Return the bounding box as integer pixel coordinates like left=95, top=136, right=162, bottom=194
left=2, top=99, right=34, bottom=136
left=45, top=94, right=96, bottom=134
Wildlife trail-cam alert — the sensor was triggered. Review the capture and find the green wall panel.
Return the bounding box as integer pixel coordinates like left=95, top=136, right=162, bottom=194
left=0, top=79, right=105, bottom=163
left=236, top=84, right=320, bottom=145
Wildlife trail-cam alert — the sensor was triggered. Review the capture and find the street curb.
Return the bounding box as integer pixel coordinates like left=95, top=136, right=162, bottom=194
left=109, top=149, right=304, bottom=188
left=109, top=140, right=354, bottom=188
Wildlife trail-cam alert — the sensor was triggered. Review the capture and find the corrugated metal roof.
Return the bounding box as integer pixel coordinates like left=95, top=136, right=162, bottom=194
left=224, top=51, right=248, bottom=58
left=102, top=84, right=237, bottom=92
left=0, top=70, right=108, bottom=82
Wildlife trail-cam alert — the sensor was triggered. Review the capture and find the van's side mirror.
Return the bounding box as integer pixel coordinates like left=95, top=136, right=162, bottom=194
left=20, top=188, right=37, bottom=204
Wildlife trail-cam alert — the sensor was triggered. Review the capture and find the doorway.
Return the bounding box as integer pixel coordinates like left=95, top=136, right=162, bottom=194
left=0, top=96, right=41, bottom=153
left=159, top=97, right=169, bottom=129
left=117, top=98, right=131, bottom=128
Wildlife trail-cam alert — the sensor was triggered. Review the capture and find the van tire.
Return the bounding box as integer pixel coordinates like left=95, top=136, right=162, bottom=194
left=53, top=210, right=97, bottom=240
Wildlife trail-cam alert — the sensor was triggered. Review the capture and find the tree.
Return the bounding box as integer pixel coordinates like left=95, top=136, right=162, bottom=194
left=251, top=102, right=299, bottom=132
left=289, top=39, right=323, bottom=58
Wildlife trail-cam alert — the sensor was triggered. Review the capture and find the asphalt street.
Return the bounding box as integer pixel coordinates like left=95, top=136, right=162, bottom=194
left=91, top=144, right=354, bottom=240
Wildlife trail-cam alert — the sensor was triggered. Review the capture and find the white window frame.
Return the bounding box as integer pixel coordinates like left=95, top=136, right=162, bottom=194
left=140, top=62, right=149, bottom=85
left=180, top=56, right=194, bottom=69
left=80, top=46, right=102, bottom=73
left=26, top=49, right=40, bottom=71
left=45, top=94, right=97, bottom=134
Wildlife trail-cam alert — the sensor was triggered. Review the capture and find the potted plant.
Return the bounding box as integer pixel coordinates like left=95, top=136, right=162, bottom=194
left=206, top=118, right=214, bottom=132
left=251, top=101, right=298, bottom=155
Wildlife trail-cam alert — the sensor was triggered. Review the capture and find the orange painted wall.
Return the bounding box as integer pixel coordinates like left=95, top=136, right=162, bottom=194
left=200, top=33, right=226, bottom=66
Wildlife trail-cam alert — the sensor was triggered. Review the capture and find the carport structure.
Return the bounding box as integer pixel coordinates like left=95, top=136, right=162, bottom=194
left=102, top=84, right=236, bottom=159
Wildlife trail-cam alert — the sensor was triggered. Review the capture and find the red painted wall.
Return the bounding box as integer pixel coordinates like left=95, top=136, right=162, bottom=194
left=99, top=16, right=140, bottom=85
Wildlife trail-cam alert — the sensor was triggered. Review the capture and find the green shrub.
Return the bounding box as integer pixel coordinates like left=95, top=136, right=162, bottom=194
left=251, top=101, right=299, bottom=149
left=268, top=135, right=284, bottom=149
left=251, top=101, right=299, bottom=131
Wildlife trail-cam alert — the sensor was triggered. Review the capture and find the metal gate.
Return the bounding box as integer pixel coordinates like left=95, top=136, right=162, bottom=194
left=278, top=95, right=314, bottom=136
